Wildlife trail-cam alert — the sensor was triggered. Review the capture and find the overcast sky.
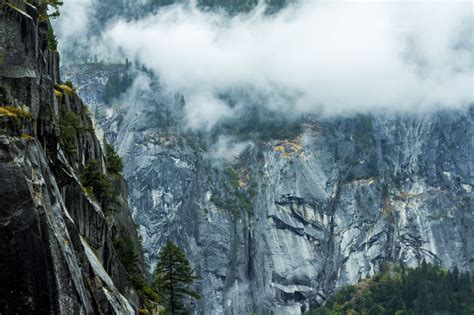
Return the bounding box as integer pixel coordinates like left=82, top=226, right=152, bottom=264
left=57, top=0, right=474, bottom=129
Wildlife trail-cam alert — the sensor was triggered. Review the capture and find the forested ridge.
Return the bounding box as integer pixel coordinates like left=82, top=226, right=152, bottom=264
left=311, top=263, right=474, bottom=315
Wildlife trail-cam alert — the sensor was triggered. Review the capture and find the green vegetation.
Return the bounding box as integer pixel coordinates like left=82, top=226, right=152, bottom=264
left=224, top=167, right=239, bottom=190
left=21, top=134, right=34, bottom=140
left=206, top=103, right=304, bottom=143
left=114, top=226, right=160, bottom=308
left=56, top=81, right=76, bottom=96
left=58, top=110, right=80, bottom=155
left=209, top=190, right=226, bottom=210
left=217, top=114, right=303, bottom=143
left=144, top=0, right=286, bottom=17
left=47, top=26, right=58, bottom=51
left=197, top=0, right=287, bottom=14
left=344, top=115, right=379, bottom=182
left=210, top=165, right=256, bottom=217
left=81, top=159, right=123, bottom=214
left=0, top=105, right=32, bottom=119
left=39, top=0, right=63, bottom=19
left=310, top=262, right=474, bottom=315
left=81, top=159, right=114, bottom=201
left=104, top=72, right=133, bottom=104
left=54, top=88, right=63, bottom=97
left=81, top=157, right=126, bottom=214
left=59, top=106, right=124, bottom=213
left=106, top=143, right=124, bottom=174
left=0, top=105, right=32, bottom=131
left=153, top=240, right=200, bottom=315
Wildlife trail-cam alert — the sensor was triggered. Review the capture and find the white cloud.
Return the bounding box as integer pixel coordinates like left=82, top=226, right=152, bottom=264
left=63, top=0, right=474, bottom=128
left=206, top=135, right=253, bottom=162
left=185, top=91, right=235, bottom=129
left=54, top=0, right=94, bottom=47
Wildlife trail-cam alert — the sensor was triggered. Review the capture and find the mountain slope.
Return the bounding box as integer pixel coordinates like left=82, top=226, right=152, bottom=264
left=65, top=64, right=474, bottom=314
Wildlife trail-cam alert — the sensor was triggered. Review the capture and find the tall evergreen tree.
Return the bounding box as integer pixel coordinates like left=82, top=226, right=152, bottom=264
left=153, top=241, right=200, bottom=314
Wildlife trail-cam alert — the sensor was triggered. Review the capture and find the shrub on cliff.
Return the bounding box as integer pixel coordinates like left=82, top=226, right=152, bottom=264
left=114, top=226, right=161, bottom=309
left=106, top=143, right=124, bottom=174
left=104, top=72, right=133, bottom=104
left=0, top=105, right=32, bottom=119
left=59, top=110, right=80, bottom=155
left=56, top=81, right=76, bottom=96
left=47, top=26, right=58, bottom=51
left=81, top=159, right=113, bottom=202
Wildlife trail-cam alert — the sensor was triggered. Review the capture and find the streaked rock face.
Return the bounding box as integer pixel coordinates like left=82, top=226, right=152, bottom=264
left=66, top=63, right=473, bottom=314
left=0, top=4, right=141, bottom=314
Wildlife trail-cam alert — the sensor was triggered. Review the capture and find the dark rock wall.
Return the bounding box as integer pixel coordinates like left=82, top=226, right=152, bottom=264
left=0, top=2, right=144, bottom=313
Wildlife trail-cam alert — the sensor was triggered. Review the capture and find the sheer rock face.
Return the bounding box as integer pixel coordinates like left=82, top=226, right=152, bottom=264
left=65, top=62, right=473, bottom=314
left=0, top=3, right=140, bottom=314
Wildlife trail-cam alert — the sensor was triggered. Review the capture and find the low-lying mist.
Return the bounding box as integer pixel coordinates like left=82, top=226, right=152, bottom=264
left=57, top=0, right=473, bottom=130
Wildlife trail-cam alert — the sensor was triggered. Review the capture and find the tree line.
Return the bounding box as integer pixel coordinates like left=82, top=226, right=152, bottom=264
left=311, top=261, right=474, bottom=315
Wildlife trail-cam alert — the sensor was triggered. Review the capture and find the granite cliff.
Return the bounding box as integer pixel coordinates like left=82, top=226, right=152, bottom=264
left=0, top=1, right=152, bottom=313
left=1, top=0, right=472, bottom=314
left=64, top=63, right=473, bottom=314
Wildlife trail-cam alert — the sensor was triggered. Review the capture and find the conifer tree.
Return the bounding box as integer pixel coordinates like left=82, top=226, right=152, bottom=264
left=36, top=0, right=63, bottom=19
left=153, top=241, right=200, bottom=314
left=106, top=143, right=124, bottom=174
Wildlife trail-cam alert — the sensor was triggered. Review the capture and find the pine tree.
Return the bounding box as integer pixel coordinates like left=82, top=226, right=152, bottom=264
left=47, top=26, right=58, bottom=51
left=153, top=241, right=200, bottom=314
left=34, top=0, right=63, bottom=19
left=106, top=143, right=123, bottom=174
